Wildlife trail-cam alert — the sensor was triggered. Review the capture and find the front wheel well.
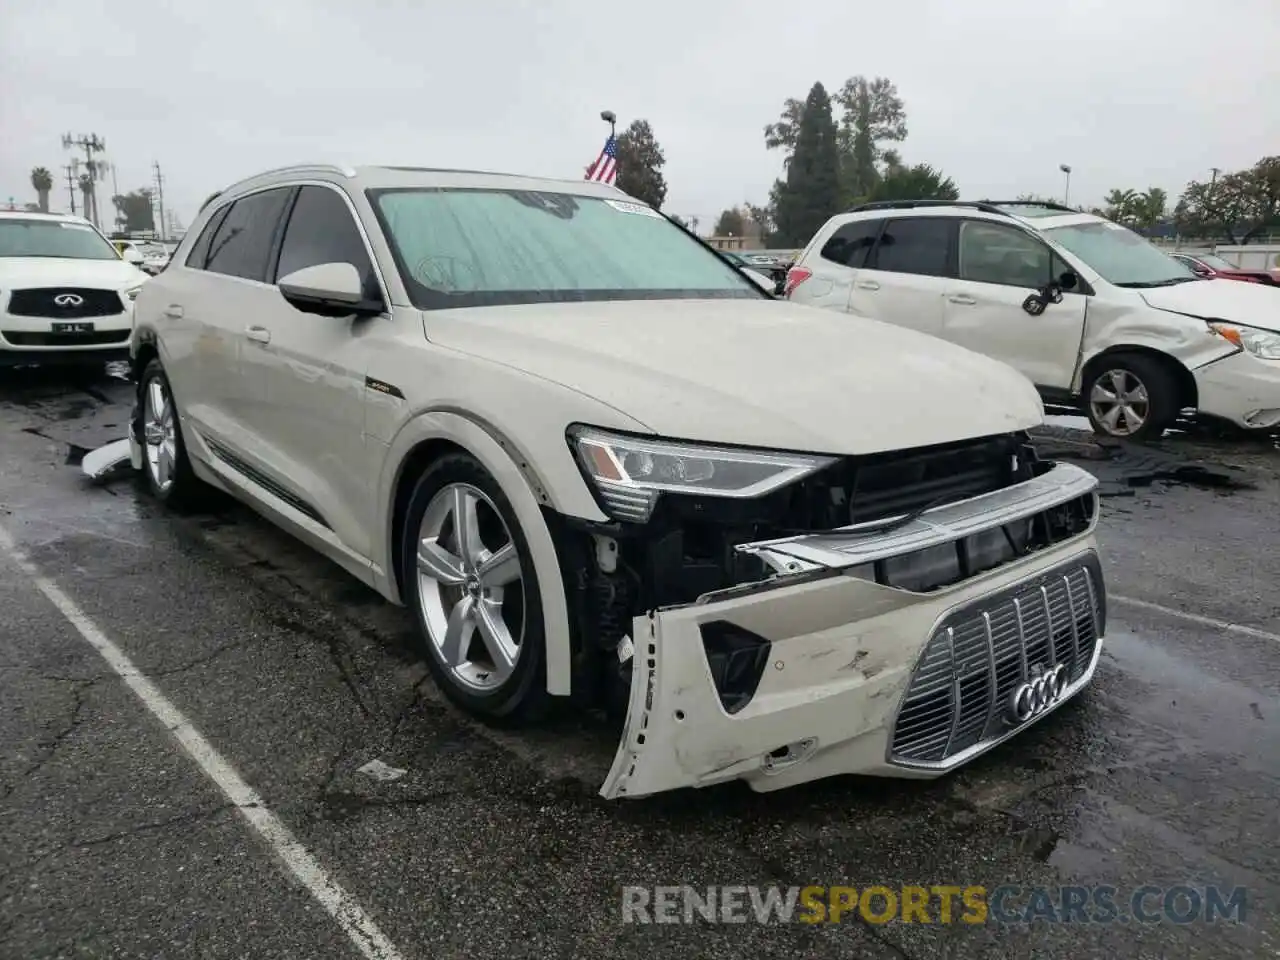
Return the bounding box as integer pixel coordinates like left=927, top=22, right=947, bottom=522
left=389, top=438, right=467, bottom=599
left=1079, top=347, right=1198, bottom=411
left=131, top=340, right=158, bottom=384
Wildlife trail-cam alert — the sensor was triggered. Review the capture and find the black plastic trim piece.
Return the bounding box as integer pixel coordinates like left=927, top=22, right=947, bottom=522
left=204, top=438, right=331, bottom=529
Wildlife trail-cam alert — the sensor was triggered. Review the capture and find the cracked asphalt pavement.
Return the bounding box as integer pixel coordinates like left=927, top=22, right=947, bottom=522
left=1, top=365, right=1278, bottom=959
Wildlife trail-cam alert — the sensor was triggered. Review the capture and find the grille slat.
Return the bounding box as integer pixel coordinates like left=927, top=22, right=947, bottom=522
left=890, top=555, right=1104, bottom=765
left=7, top=287, right=124, bottom=319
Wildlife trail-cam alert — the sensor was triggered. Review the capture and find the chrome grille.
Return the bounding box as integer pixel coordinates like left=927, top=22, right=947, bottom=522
left=890, top=553, right=1104, bottom=765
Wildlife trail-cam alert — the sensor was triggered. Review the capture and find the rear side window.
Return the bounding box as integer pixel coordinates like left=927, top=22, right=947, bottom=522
left=819, top=218, right=882, bottom=268
left=204, top=187, right=292, bottom=282
left=274, top=186, right=380, bottom=299
left=184, top=205, right=231, bottom=269
left=868, top=218, right=953, bottom=277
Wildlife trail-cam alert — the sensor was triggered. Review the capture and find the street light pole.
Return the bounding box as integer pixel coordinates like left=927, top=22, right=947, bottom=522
left=1059, top=164, right=1072, bottom=207
left=600, top=109, right=617, bottom=140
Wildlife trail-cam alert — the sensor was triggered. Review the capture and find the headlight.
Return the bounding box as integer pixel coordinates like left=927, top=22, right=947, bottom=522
left=1209, top=321, right=1280, bottom=360
left=569, top=426, right=837, bottom=522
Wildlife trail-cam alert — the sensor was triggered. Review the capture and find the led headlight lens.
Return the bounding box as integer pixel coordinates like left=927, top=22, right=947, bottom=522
left=1209, top=321, right=1280, bottom=360
left=569, top=426, right=837, bottom=522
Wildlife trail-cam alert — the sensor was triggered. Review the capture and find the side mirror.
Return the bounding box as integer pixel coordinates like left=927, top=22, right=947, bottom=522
left=122, top=248, right=144, bottom=265
left=278, top=262, right=383, bottom=318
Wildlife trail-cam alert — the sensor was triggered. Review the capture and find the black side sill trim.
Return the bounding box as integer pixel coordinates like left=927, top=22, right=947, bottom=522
left=205, top=438, right=331, bottom=529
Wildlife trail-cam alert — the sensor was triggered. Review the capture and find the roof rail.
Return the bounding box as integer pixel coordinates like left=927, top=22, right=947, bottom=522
left=845, top=199, right=1010, bottom=216
left=220, top=163, right=357, bottom=195
left=977, top=199, right=1078, bottom=213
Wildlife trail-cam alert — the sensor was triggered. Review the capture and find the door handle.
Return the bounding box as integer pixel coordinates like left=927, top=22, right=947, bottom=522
left=163, top=304, right=183, bottom=319
left=245, top=325, right=271, bottom=344
left=855, top=280, right=880, bottom=291
left=947, top=294, right=977, bottom=305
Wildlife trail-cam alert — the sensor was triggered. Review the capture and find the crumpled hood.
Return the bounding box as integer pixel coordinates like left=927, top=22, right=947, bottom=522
left=0, top=257, right=148, bottom=290
left=1142, top=279, right=1280, bottom=333
left=423, top=299, right=1043, bottom=454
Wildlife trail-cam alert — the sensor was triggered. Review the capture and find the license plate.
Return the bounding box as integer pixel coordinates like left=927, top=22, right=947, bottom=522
left=52, top=322, right=95, bottom=334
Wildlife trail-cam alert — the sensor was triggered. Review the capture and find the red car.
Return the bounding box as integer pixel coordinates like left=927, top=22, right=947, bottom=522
left=1170, top=251, right=1279, bottom=285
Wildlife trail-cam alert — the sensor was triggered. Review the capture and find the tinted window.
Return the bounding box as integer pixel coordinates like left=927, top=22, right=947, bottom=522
left=204, top=188, right=292, bottom=282
left=184, top=205, right=230, bottom=269
left=819, top=218, right=882, bottom=268
left=958, top=220, right=1053, bottom=288
left=869, top=218, right=951, bottom=277
left=0, top=218, right=120, bottom=260
left=275, top=186, right=379, bottom=298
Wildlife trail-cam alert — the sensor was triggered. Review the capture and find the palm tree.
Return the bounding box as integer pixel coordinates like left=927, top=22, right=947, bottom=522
left=30, top=166, right=53, bottom=212
left=1103, top=189, right=1139, bottom=225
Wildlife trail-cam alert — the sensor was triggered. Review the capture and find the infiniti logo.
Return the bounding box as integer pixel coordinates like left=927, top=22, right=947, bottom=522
left=53, top=293, right=85, bottom=307
left=1007, top=663, right=1068, bottom=724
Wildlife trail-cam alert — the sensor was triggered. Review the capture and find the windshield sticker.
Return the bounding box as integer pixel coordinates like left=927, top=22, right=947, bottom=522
left=605, top=199, right=663, bottom=219
left=59, top=222, right=95, bottom=231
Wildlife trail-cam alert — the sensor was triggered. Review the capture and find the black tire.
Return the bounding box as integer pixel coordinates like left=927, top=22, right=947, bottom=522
left=1082, top=353, right=1181, bottom=442
left=135, top=358, right=209, bottom=509
left=400, top=452, right=551, bottom=725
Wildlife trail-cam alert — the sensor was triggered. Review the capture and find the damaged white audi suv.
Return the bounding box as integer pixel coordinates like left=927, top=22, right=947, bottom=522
left=127, top=164, right=1105, bottom=799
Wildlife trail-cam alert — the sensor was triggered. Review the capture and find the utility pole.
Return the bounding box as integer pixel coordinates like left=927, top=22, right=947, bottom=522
left=63, top=164, right=78, bottom=215
left=153, top=161, right=167, bottom=241
left=61, top=132, right=106, bottom=227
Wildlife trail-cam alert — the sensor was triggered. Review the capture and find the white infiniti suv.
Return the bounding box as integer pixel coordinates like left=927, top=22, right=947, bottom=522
left=786, top=200, right=1280, bottom=441
left=0, top=211, right=149, bottom=368
left=128, top=165, right=1106, bottom=799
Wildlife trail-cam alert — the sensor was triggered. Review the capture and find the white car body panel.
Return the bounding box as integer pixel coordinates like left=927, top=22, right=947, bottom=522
left=420, top=300, right=1046, bottom=453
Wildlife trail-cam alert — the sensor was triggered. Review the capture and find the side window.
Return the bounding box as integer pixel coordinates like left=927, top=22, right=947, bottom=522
left=958, top=220, right=1053, bottom=289
left=819, top=218, right=882, bottom=269
left=274, top=186, right=379, bottom=299
left=868, top=218, right=952, bottom=277
left=184, top=204, right=231, bottom=269
left=204, top=187, right=292, bottom=282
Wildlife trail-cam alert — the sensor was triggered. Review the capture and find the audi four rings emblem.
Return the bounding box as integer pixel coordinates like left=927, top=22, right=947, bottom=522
left=1007, top=663, right=1068, bottom=724
left=53, top=293, right=84, bottom=307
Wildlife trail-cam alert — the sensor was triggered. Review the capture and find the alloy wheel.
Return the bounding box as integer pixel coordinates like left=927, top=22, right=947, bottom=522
left=415, top=482, right=525, bottom=691
left=1089, top=369, right=1150, bottom=437
left=143, top=376, right=178, bottom=493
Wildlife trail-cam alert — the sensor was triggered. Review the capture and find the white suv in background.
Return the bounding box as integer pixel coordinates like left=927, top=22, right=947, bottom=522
left=128, top=164, right=1105, bottom=799
left=0, top=211, right=149, bottom=368
left=786, top=200, right=1280, bottom=441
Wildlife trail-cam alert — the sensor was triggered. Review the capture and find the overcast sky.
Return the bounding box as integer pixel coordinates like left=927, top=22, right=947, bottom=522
left=2, top=0, right=1277, bottom=233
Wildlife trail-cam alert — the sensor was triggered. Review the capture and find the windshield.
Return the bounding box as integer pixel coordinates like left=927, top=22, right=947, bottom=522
left=1043, top=220, right=1199, bottom=288
left=0, top=218, right=121, bottom=260
left=368, top=188, right=761, bottom=309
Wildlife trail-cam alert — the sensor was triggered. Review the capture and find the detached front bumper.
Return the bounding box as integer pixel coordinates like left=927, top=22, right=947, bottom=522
left=602, top=462, right=1105, bottom=799
left=1194, top=350, right=1280, bottom=430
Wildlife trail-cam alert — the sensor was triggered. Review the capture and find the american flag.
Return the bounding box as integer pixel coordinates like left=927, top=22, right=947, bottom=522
left=585, top=134, right=618, bottom=184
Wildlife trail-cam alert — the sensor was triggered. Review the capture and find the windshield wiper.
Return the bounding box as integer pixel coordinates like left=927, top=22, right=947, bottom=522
left=1115, top=277, right=1200, bottom=289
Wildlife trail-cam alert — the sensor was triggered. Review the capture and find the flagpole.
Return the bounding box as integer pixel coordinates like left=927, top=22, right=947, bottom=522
left=601, top=109, right=616, bottom=139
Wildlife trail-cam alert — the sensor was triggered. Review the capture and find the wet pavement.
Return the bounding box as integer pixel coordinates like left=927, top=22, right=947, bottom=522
left=1, top=364, right=1277, bottom=959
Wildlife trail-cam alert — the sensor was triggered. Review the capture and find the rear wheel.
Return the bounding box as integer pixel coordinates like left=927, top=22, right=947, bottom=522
left=1082, top=354, right=1180, bottom=442
left=400, top=453, right=550, bottom=724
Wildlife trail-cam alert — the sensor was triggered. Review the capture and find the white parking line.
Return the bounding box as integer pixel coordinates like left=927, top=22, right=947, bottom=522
left=1112, top=593, right=1280, bottom=645
left=0, top=524, right=408, bottom=960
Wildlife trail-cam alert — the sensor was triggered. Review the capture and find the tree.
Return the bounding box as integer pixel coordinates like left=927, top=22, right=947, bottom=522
left=745, top=202, right=774, bottom=246
left=714, top=207, right=747, bottom=236
left=30, top=167, right=53, bottom=212
left=614, top=119, right=668, bottom=210
left=772, top=82, right=842, bottom=248
left=1103, top=188, right=1139, bottom=226
left=112, top=189, right=156, bottom=233
left=835, top=76, right=907, bottom=203
left=1174, top=157, right=1280, bottom=243
left=867, top=163, right=958, bottom=203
